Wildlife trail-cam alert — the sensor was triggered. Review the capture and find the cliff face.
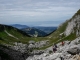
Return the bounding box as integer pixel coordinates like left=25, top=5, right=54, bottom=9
left=64, top=9, right=80, bottom=37
left=64, top=15, right=80, bottom=36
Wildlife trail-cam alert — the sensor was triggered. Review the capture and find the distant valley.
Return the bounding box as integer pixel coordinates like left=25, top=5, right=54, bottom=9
left=35, top=26, right=57, bottom=34
left=10, top=24, right=57, bottom=37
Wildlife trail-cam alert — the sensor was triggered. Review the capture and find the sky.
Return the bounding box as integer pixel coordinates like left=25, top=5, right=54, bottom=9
left=0, top=0, right=80, bottom=27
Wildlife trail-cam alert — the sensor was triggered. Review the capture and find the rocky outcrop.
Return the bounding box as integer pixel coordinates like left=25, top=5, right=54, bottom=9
left=8, top=41, right=49, bottom=57
left=64, top=15, right=80, bottom=36
left=11, top=42, right=28, bottom=53
left=69, top=54, right=80, bottom=60
left=64, top=19, right=76, bottom=36
left=6, top=40, right=48, bottom=56
left=64, top=10, right=80, bottom=37
left=0, top=42, right=31, bottom=60
left=0, top=45, right=26, bottom=60
left=28, top=40, right=49, bottom=48
left=67, top=46, right=80, bottom=55
left=26, top=37, right=80, bottom=60
left=31, top=50, right=44, bottom=55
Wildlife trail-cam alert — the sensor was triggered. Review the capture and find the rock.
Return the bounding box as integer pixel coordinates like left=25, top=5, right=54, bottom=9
left=64, top=15, right=80, bottom=37
left=0, top=45, right=26, bottom=60
left=28, top=40, right=49, bottom=48
left=69, top=54, right=80, bottom=60
left=11, top=42, right=28, bottom=53
left=55, top=58, right=61, bottom=60
left=67, top=46, right=80, bottom=55
left=31, top=50, right=44, bottom=55
left=29, top=40, right=35, bottom=44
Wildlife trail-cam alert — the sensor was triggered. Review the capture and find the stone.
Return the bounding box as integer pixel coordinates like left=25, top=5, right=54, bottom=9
left=67, top=46, right=80, bottom=55
left=0, top=45, right=26, bottom=60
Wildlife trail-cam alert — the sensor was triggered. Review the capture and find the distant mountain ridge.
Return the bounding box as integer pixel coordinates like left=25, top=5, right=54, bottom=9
left=35, top=26, right=57, bottom=34
left=10, top=24, right=29, bottom=29
left=22, top=27, right=48, bottom=37
left=10, top=24, right=57, bottom=37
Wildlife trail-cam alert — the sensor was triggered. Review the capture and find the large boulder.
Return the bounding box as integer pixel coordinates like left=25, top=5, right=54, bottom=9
left=0, top=45, right=29, bottom=60
left=67, top=46, right=80, bottom=55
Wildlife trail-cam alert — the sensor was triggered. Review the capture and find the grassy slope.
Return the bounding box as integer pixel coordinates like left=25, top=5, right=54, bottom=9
left=0, top=24, right=32, bottom=45
left=0, top=21, right=70, bottom=46
left=0, top=24, right=49, bottom=45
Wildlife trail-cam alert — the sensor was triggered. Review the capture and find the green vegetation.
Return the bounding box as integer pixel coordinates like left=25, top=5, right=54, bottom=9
left=0, top=24, right=31, bottom=45
left=0, top=9, right=80, bottom=50
left=0, top=24, right=49, bottom=45
left=56, top=33, right=76, bottom=43
left=47, top=20, right=69, bottom=44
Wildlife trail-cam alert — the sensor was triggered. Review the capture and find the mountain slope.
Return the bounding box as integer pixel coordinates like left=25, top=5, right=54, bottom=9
left=48, top=9, right=80, bottom=44
left=34, top=26, right=57, bottom=34
left=26, top=9, right=80, bottom=60
left=10, top=24, right=29, bottom=29
left=0, top=24, right=31, bottom=45
left=22, top=27, right=48, bottom=37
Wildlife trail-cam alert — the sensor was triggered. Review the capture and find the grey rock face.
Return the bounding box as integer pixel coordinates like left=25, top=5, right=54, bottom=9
left=26, top=37, right=80, bottom=60
left=0, top=45, right=26, bottom=60
left=64, top=15, right=80, bottom=36
left=0, top=43, right=35, bottom=60
left=11, top=42, right=28, bottom=53
left=28, top=40, right=49, bottom=48
left=67, top=47, right=80, bottom=55
left=28, top=40, right=49, bottom=56
left=31, top=50, right=44, bottom=55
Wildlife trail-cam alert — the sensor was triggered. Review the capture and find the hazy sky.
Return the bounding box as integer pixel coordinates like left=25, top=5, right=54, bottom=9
left=0, top=0, right=80, bottom=26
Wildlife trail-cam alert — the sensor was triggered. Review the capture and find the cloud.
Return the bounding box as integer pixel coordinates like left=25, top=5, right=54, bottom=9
left=0, top=0, right=80, bottom=26
left=0, top=11, right=45, bottom=17
left=38, top=24, right=59, bottom=27
left=0, top=6, right=77, bottom=17
left=0, top=0, right=79, bottom=11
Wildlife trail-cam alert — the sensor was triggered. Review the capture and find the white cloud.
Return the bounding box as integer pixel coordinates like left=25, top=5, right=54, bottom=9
left=0, top=11, right=45, bottom=17
left=0, top=0, right=80, bottom=26
left=38, top=23, right=59, bottom=27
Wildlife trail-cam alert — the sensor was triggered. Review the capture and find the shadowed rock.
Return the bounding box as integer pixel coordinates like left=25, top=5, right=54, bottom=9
left=0, top=45, right=29, bottom=60
left=67, top=47, right=80, bottom=55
